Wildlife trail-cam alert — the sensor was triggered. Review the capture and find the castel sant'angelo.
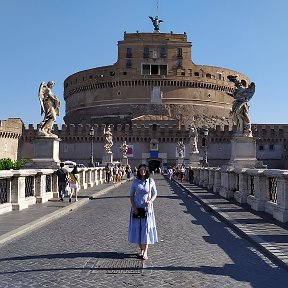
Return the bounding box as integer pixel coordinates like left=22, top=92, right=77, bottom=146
left=2, top=18, right=288, bottom=170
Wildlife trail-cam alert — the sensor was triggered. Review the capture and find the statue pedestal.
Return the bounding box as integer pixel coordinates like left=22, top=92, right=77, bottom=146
left=28, top=136, right=61, bottom=169
left=121, top=158, right=128, bottom=166
left=102, top=153, right=113, bottom=165
left=189, top=152, right=200, bottom=167
left=225, top=135, right=265, bottom=169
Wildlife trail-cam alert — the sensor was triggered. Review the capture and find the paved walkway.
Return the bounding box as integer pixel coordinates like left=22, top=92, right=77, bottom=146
left=0, top=181, right=121, bottom=245
left=178, top=180, right=288, bottom=270
left=0, top=175, right=288, bottom=287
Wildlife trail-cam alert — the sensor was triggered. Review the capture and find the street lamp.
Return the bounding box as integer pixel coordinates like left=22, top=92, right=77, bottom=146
left=203, top=127, right=209, bottom=167
left=89, top=127, right=95, bottom=167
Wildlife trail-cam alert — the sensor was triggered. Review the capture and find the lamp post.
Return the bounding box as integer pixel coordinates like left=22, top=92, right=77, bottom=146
left=89, top=127, right=95, bottom=167
left=203, top=127, right=209, bottom=167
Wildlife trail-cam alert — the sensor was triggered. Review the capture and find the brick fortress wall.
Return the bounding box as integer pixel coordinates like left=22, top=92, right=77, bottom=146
left=19, top=123, right=288, bottom=169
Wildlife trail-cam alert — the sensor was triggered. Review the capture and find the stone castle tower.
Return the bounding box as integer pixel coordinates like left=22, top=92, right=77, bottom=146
left=63, top=31, right=251, bottom=129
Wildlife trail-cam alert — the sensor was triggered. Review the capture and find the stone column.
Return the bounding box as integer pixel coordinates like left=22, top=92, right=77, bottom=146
left=0, top=171, right=13, bottom=214
left=234, top=168, right=249, bottom=204
left=193, top=168, right=200, bottom=185
left=11, top=170, right=37, bottom=210
left=203, top=169, right=209, bottom=188
left=35, top=170, right=54, bottom=203
left=199, top=169, right=205, bottom=186
left=208, top=169, right=215, bottom=190
left=273, top=175, right=288, bottom=222
left=247, top=170, right=267, bottom=211
left=213, top=168, right=221, bottom=194
left=219, top=169, right=234, bottom=198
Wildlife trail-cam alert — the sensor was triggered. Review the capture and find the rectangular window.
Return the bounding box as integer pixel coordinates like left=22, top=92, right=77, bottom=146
left=177, top=59, right=183, bottom=67
left=269, top=144, right=275, bottom=151
left=259, top=145, right=264, bottom=151
left=143, top=47, right=149, bottom=58
left=126, top=59, right=132, bottom=68
left=142, top=64, right=150, bottom=75
left=126, top=48, right=132, bottom=58
left=177, top=48, right=183, bottom=58
left=160, top=65, right=167, bottom=75
left=151, top=65, right=159, bottom=75
left=142, top=64, right=167, bottom=75
left=160, top=47, right=166, bottom=58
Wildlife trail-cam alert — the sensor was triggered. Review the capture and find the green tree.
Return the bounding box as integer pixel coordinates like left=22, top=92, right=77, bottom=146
left=0, top=158, right=28, bottom=170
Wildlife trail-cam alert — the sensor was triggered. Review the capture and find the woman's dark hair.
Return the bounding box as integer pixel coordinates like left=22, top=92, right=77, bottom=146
left=72, top=165, right=79, bottom=174
left=136, top=164, right=150, bottom=179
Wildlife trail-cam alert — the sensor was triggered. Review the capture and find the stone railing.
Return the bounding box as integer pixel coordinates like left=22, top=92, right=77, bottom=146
left=0, top=167, right=106, bottom=215
left=191, top=167, right=288, bottom=223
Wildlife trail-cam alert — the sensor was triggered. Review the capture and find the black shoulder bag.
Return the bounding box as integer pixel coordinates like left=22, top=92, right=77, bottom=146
left=133, top=179, right=151, bottom=219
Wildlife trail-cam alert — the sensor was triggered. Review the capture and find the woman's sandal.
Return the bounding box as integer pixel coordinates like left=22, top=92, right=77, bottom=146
left=142, top=255, right=148, bottom=260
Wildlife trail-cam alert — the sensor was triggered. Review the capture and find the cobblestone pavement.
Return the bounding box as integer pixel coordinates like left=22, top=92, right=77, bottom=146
left=0, top=175, right=288, bottom=287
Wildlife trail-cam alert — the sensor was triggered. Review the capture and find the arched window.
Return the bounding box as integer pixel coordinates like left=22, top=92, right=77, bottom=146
left=206, top=73, right=211, bottom=79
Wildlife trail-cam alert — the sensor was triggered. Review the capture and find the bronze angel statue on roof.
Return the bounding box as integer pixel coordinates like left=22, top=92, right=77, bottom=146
left=149, top=16, right=163, bottom=32
left=38, top=81, right=60, bottom=137
left=226, top=75, right=255, bottom=137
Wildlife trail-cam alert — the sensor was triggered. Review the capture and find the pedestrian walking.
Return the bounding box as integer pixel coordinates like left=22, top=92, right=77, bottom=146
left=180, top=164, right=186, bottom=182
left=69, top=165, right=80, bottom=202
left=105, top=163, right=111, bottom=183
left=167, top=166, right=173, bottom=180
left=126, top=165, right=132, bottom=181
left=55, top=162, right=68, bottom=201
left=128, top=164, right=158, bottom=260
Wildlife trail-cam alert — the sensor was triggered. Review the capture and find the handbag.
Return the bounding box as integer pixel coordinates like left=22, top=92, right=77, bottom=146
left=132, top=179, right=151, bottom=219
left=133, top=208, right=147, bottom=219
left=64, top=184, right=70, bottom=197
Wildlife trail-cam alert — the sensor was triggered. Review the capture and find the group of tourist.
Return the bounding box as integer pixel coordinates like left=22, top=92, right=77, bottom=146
left=167, top=164, right=186, bottom=182
left=55, top=162, right=80, bottom=202
left=104, top=163, right=133, bottom=183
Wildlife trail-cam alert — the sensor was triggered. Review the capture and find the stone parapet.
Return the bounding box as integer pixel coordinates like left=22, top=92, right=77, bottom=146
left=193, top=166, right=288, bottom=223
left=0, top=167, right=106, bottom=215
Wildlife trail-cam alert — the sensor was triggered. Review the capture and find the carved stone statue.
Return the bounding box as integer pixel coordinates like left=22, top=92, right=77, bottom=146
left=120, top=141, right=129, bottom=158
left=104, top=125, right=113, bottom=153
left=189, top=125, right=199, bottom=153
left=149, top=16, right=163, bottom=32
left=38, top=81, right=60, bottom=137
left=177, top=141, right=185, bottom=158
left=227, top=75, right=255, bottom=137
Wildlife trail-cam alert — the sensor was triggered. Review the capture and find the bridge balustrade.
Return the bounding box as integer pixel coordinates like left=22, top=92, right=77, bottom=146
left=192, top=167, right=288, bottom=223
left=0, top=167, right=106, bottom=215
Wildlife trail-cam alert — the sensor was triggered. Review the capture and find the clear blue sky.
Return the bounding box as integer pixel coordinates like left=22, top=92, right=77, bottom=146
left=1, top=0, right=287, bottom=126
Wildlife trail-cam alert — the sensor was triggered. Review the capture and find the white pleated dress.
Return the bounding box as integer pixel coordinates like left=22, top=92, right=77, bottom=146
left=128, top=177, right=158, bottom=244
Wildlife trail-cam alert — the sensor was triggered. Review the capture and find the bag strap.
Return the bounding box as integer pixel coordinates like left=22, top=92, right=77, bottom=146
left=149, top=178, right=151, bottom=199
left=71, top=173, right=79, bottom=183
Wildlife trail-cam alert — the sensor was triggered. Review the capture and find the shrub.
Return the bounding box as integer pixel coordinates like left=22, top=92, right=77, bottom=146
left=0, top=158, right=28, bottom=170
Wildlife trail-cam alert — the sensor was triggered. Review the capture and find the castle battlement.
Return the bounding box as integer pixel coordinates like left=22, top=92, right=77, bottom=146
left=21, top=122, right=288, bottom=144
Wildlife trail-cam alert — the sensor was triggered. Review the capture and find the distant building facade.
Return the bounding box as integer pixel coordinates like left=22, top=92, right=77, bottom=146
left=0, top=119, right=23, bottom=161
